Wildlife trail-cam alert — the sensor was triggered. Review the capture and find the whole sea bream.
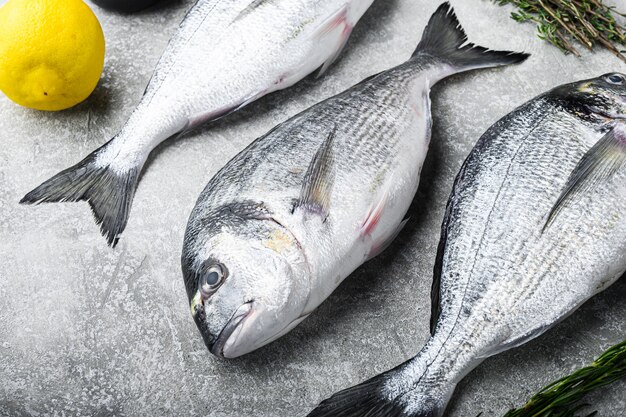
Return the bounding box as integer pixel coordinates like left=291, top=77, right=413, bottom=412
left=182, top=3, right=529, bottom=359
left=308, top=74, right=626, bottom=417
left=21, top=0, right=376, bottom=245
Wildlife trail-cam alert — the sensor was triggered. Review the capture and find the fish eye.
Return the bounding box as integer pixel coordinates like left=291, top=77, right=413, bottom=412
left=200, top=264, right=226, bottom=297
left=606, top=74, right=625, bottom=85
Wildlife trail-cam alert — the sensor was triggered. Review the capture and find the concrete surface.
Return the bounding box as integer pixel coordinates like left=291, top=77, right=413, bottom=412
left=0, top=0, right=624, bottom=416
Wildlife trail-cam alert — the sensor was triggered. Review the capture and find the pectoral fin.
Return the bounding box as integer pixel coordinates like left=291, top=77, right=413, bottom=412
left=233, top=0, right=270, bottom=23
left=544, top=124, right=626, bottom=231
left=292, top=127, right=337, bottom=220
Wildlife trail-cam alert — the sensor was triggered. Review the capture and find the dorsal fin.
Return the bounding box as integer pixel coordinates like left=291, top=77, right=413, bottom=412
left=430, top=179, right=458, bottom=334
left=544, top=124, right=626, bottom=231
left=293, top=127, right=337, bottom=220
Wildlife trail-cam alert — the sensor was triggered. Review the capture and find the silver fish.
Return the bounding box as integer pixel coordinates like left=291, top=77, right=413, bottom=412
left=307, top=74, right=626, bottom=417
left=21, top=0, right=376, bottom=246
left=182, top=2, right=529, bottom=359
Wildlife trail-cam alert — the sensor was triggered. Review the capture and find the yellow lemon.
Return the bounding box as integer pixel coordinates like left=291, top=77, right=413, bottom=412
left=0, top=0, right=105, bottom=111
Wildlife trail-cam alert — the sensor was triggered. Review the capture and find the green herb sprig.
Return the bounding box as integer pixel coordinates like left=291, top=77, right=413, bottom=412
left=494, top=0, right=626, bottom=63
left=503, top=339, right=626, bottom=417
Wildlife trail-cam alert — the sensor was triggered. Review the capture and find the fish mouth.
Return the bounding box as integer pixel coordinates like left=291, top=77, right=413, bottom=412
left=587, top=104, right=626, bottom=121
left=208, top=301, right=255, bottom=358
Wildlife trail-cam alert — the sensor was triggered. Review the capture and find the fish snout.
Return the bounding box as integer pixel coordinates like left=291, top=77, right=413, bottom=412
left=205, top=301, right=255, bottom=359
left=192, top=303, right=218, bottom=350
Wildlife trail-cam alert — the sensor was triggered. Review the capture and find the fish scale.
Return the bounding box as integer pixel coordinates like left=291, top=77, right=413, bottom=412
left=437, top=115, right=610, bottom=348
left=183, top=2, right=530, bottom=360
left=308, top=72, right=626, bottom=417
left=200, top=71, right=420, bottom=237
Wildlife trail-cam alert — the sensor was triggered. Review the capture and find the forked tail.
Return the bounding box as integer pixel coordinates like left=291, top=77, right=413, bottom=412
left=306, top=346, right=455, bottom=417
left=412, top=2, right=529, bottom=72
left=20, top=138, right=141, bottom=247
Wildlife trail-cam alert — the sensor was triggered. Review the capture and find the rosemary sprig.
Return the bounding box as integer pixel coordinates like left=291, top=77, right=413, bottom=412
left=494, top=0, right=626, bottom=63
left=503, top=339, right=626, bottom=417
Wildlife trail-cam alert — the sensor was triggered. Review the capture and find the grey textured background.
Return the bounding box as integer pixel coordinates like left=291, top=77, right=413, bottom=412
left=0, top=0, right=624, bottom=416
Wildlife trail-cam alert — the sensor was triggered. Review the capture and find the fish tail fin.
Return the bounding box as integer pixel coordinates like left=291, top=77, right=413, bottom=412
left=306, top=371, right=408, bottom=417
left=306, top=352, right=454, bottom=417
left=413, top=2, right=529, bottom=71
left=20, top=138, right=141, bottom=247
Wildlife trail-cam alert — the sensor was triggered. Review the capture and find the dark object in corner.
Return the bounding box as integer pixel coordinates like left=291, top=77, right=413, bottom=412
left=90, top=0, right=168, bottom=13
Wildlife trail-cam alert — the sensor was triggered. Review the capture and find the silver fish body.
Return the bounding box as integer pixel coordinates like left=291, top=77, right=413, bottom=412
left=308, top=73, right=626, bottom=417
left=185, top=62, right=438, bottom=359
left=21, top=0, right=375, bottom=245
left=183, top=3, right=529, bottom=359
left=105, top=0, right=375, bottom=164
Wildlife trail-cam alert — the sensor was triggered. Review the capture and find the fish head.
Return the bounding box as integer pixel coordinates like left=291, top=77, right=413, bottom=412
left=183, top=206, right=310, bottom=359
left=560, top=73, right=626, bottom=120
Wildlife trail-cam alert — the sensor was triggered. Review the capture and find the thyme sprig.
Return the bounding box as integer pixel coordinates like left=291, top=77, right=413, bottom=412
left=504, top=339, right=626, bottom=417
left=495, top=0, right=626, bottom=63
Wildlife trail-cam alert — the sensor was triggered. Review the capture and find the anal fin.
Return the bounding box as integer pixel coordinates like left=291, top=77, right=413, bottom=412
left=313, top=5, right=348, bottom=38
left=187, top=90, right=267, bottom=130
left=366, top=218, right=409, bottom=261
left=478, top=323, right=554, bottom=360
left=315, top=28, right=352, bottom=78
left=312, top=5, right=353, bottom=77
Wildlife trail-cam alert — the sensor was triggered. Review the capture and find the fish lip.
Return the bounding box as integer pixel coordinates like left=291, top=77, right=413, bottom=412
left=208, top=301, right=255, bottom=358
left=587, top=105, right=626, bottom=121
left=607, top=113, right=626, bottom=121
